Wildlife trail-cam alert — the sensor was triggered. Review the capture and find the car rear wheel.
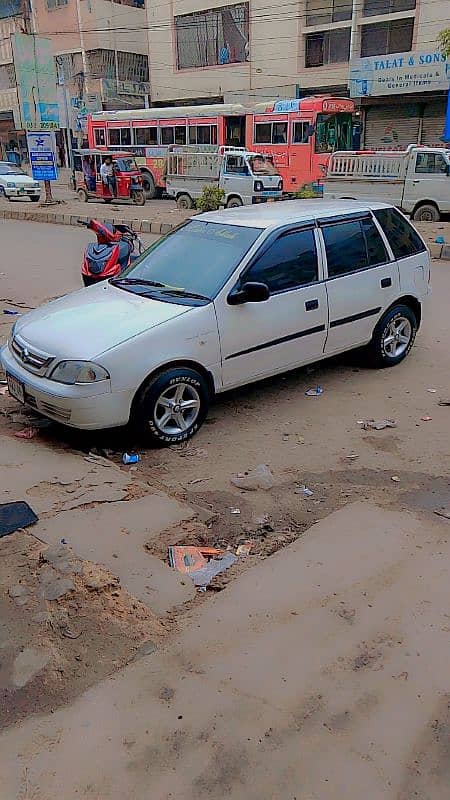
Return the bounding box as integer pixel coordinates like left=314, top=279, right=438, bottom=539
left=133, top=367, right=210, bottom=445
left=367, top=304, right=417, bottom=367
left=176, top=193, right=194, bottom=210
left=412, top=203, right=440, bottom=222
left=226, top=196, right=243, bottom=209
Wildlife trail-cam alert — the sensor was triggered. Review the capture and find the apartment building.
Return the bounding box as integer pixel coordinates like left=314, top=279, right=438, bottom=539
left=146, top=0, right=450, bottom=147
left=0, top=0, right=150, bottom=158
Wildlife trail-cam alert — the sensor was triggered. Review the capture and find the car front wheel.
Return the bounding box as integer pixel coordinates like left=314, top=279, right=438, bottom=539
left=133, top=367, right=210, bottom=445
left=367, top=304, right=417, bottom=367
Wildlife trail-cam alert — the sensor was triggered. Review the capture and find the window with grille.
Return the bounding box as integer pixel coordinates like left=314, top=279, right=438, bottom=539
left=85, top=50, right=149, bottom=82
left=135, top=127, right=158, bottom=145
left=305, top=28, right=350, bottom=67
left=108, top=127, right=132, bottom=147
left=305, top=0, right=351, bottom=26
left=363, top=0, right=415, bottom=16
left=0, top=64, right=15, bottom=91
left=360, top=19, right=414, bottom=56
left=47, top=0, right=68, bottom=9
left=175, top=2, right=249, bottom=69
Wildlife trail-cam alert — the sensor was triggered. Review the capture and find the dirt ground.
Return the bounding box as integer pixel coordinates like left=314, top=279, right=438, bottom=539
left=1, top=220, right=449, bottom=747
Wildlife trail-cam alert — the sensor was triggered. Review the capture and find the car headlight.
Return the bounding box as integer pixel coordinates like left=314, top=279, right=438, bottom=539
left=49, top=360, right=110, bottom=384
left=278, top=180, right=283, bottom=191
left=6, top=182, right=16, bottom=188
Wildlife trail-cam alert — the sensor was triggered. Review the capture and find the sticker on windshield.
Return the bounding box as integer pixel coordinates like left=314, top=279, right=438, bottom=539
left=188, top=222, right=239, bottom=240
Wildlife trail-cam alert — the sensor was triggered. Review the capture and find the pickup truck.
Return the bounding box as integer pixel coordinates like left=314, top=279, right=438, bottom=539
left=323, top=144, right=450, bottom=221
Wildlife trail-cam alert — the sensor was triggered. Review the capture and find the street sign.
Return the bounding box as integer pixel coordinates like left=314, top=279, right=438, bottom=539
left=26, top=131, right=58, bottom=181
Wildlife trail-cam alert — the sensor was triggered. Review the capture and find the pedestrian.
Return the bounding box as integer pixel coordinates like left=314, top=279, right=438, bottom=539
left=219, top=41, right=230, bottom=65
left=100, top=155, right=117, bottom=197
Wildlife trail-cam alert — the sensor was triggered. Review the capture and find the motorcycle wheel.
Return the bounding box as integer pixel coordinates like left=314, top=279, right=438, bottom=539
left=132, top=190, right=146, bottom=207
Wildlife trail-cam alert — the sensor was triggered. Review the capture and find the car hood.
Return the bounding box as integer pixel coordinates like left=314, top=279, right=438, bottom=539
left=0, top=173, right=37, bottom=185
left=13, top=282, right=191, bottom=360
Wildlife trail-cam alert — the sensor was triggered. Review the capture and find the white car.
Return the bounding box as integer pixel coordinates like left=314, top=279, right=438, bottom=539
left=0, top=161, right=41, bottom=201
left=1, top=200, right=430, bottom=445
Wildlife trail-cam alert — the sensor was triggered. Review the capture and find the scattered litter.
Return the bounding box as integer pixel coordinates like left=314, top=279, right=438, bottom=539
left=426, top=388, right=437, bottom=393
left=188, top=477, right=213, bottom=485
left=434, top=508, right=450, bottom=520
left=14, top=427, right=37, bottom=439
left=236, top=540, right=253, bottom=557
left=0, top=501, right=38, bottom=538
left=294, top=485, right=314, bottom=497
left=231, top=464, right=275, bottom=491
left=420, top=416, right=432, bottom=422
left=60, top=626, right=82, bottom=639
left=438, top=399, right=450, bottom=407
left=230, top=507, right=241, bottom=515
left=168, top=545, right=236, bottom=589
left=2, top=309, right=21, bottom=316
left=435, top=236, right=445, bottom=244
left=305, top=386, right=323, bottom=397
left=122, top=452, right=140, bottom=465
left=345, top=453, right=359, bottom=460
left=60, top=538, right=68, bottom=545
left=359, top=419, right=397, bottom=431
left=391, top=475, right=400, bottom=483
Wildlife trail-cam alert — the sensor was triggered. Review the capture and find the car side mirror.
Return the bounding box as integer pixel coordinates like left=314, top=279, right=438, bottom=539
left=228, top=281, right=270, bottom=305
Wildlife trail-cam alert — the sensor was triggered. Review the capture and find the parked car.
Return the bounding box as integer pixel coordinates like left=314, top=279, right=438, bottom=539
left=0, top=161, right=40, bottom=202
left=1, top=200, right=430, bottom=445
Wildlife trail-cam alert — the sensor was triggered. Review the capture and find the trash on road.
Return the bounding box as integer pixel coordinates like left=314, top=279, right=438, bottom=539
left=359, top=419, right=397, bottom=430
left=122, top=452, right=140, bottom=465
left=14, top=427, right=37, bottom=439
left=434, top=508, right=450, bottom=520
left=391, top=475, right=400, bottom=482
left=231, top=464, right=275, bottom=491
left=0, top=501, right=38, bottom=538
left=305, top=386, right=323, bottom=396
left=438, top=399, right=450, bottom=406
left=236, top=540, right=253, bottom=557
left=345, top=453, right=359, bottom=460
left=168, top=545, right=236, bottom=589
left=435, top=236, right=445, bottom=244
left=420, top=416, right=432, bottom=422
left=426, top=388, right=437, bottom=393
left=2, top=309, right=21, bottom=316
left=294, top=485, right=314, bottom=497
left=230, top=507, right=241, bottom=515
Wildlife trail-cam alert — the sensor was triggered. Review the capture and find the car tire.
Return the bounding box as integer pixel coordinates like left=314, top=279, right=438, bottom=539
left=412, top=203, right=440, bottom=222
left=367, top=304, right=417, bottom=368
left=133, top=367, right=210, bottom=446
left=226, top=196, right=243, bottom=209
left=77, top=188, right=88, bottom=202
left=141, top=171, right=157, bottom=200
left=176, top=193, right=193, bottom=210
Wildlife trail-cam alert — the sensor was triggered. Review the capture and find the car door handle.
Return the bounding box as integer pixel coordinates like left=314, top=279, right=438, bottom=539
left=412, top=179, right=420, bottom=184
left=380, top=277, right=392, bottom=288
left=305, top=299, right=319, bottom=311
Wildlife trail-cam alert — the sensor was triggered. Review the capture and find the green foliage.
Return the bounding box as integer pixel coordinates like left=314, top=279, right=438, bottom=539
left=195, top=185, right=225, bottom=212
left=293, top=183, right=320, bottom=199
left=438, top=28, right=450, bottom=56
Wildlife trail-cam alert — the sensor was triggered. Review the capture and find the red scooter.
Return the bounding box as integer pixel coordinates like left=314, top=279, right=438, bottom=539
left=79, top=219, right=143, bottom=287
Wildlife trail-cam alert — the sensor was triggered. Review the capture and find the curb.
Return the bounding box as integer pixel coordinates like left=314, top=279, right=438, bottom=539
left=0, top=207, right=180, bottom=235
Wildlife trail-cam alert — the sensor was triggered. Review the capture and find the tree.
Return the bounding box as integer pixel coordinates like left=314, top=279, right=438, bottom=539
left=438, top=28, right=450, bottom=56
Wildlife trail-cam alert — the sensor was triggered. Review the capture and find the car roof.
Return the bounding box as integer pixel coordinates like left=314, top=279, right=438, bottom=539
left=199, top=199, right=394, bottom=229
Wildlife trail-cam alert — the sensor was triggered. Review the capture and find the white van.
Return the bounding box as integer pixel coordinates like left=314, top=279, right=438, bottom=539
left=1, top=200, right=430, bottom=444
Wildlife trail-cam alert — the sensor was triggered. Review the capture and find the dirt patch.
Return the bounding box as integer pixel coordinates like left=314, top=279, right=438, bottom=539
left=0, top=532, right=167, bottom=731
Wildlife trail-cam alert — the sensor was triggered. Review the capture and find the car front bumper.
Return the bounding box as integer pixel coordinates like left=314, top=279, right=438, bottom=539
left=1, top=344, right=133, bottom=430
left=3, top=187, right=40, bottom=198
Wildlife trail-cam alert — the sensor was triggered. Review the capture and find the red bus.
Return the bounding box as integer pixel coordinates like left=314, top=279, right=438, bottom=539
left=87, top=96, right=355, bottom=198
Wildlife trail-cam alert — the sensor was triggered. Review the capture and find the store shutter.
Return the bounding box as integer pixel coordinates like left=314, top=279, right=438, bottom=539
left=363, top=104, right=420, bottom=149
left=421, top=99, right=446, bottom=146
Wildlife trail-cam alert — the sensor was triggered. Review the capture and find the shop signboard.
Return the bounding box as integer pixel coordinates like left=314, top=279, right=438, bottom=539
left=349, top=49, right=450, bottom=98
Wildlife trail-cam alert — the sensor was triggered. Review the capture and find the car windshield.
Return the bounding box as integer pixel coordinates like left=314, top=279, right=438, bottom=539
left=115, top=220, right=262, bottom=301
left=249, top=156, right=277, bottom=175
left=0, top=164, right=26, bottom=175
left=114, top=157, right=138, bottom=173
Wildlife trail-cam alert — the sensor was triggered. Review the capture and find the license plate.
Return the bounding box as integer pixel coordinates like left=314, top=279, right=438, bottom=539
left=7, top=373, right=25, bottom=404
left=261, top=190, right=278, bottom=197
left=18, top=188, right=25, bottom=195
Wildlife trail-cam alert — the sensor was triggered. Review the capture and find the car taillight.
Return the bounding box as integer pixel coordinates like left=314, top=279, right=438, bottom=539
left=278, top=179, right=283, bottom=191
left=254, top=180, right=263, bottom=192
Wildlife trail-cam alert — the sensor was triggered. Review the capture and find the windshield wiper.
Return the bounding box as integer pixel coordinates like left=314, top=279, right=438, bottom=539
left=110, top=278, right=168, bottom=288
left=157, top=288, right=211, bottom=301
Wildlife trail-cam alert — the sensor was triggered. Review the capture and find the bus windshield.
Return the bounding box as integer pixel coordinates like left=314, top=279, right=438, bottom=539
left=315, top=112, right=352, bottom=153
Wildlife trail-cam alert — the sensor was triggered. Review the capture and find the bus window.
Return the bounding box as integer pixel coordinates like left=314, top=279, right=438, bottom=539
left=161, top=126, right=187, bottom=145
left=315, top=112, right=352, bottom=153
left=188, top=125, right=217, bottom=145
left=135, top=127, right=158, bottom=146
left=108, top=127, right=131, bottom=147
left=94, top=128, right=106, bottom=147
left=254, top=121, right=287, bottom=145
left=292, top=121, right=309, bottom=144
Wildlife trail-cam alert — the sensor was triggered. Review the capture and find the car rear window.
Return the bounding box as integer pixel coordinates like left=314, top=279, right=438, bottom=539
left=374, top=208, right=426, bottom=259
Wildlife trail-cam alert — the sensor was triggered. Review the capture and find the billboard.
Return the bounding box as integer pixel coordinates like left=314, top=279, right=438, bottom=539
left=12, top=33, right=59, bottom=130
left=349, top=50, right=450, bottom=98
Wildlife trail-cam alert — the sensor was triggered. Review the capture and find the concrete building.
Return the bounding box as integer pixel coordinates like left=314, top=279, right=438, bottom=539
left=146, top=0, right=450, bottom=147
left=0, top=0, right=150, bottom=160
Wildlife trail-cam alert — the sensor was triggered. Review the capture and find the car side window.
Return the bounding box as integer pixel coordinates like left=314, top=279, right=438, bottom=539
left=361, top=216, right=388, bottom=266
left=322, top=220, right=367, bottom=277
left=415, top=153, right=448, bottom=174
left=245, top=229, right=318, bottom=293
left=374, top=208, right=426, bottom=259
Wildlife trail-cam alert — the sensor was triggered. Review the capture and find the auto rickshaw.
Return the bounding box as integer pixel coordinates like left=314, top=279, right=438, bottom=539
left=72, top=149, right=146, bottom=206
